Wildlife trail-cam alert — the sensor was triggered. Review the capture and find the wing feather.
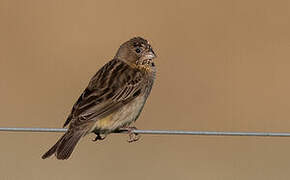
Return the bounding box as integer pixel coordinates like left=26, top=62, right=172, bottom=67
left=63, top=59, right=144, bottom=128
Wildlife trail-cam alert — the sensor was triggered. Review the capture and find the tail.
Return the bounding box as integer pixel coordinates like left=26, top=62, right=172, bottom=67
left=42, top=130, right=85, bottom=160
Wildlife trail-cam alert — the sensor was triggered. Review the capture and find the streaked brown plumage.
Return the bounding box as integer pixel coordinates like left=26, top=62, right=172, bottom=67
left=42, top=37, right=157, bottom=160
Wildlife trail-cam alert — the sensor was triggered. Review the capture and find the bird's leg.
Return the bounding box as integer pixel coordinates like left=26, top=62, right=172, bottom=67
left=118, top=126, right=141, bottom=143
left=92, top=132, right=107, bottom=142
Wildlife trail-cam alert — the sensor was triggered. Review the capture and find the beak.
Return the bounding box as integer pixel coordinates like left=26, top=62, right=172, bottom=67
left=144, top=49, right=157, bottom=59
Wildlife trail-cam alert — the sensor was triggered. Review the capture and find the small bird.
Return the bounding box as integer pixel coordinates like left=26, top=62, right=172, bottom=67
left=42, top=37, right=157, bottom=160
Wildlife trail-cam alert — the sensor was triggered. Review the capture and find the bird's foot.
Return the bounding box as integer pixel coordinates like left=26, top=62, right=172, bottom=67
left=92, top=133, right=106, bottom=142
left=119, top=126, right=140, bottom=143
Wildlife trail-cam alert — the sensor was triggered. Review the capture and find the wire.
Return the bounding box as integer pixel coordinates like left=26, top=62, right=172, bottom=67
left=0, top=127, right=290, bottom=137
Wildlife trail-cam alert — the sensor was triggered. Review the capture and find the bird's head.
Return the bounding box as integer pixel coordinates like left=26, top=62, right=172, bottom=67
left=115, top=37, right=157, bottom=69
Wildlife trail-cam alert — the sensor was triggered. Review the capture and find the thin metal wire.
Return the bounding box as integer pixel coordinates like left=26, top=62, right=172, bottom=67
left=0, top=127, right=290, bottom=137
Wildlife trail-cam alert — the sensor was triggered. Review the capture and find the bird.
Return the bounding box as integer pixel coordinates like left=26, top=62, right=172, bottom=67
left=42, top=37, right=157, bottom=160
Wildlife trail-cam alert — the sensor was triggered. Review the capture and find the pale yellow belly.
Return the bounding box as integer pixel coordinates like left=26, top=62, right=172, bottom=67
left=91, top=96, right=146, bottom=133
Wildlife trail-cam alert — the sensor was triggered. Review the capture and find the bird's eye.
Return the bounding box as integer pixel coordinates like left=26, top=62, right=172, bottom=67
left=135, top=48, right=141, bottom=53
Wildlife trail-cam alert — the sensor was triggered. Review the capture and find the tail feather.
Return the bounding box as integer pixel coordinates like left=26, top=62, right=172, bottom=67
left=56, top=131, right=84, bottom=160
left=41, top=134, right=65, bottom=159
left=42, top=130, right=85, bottom=160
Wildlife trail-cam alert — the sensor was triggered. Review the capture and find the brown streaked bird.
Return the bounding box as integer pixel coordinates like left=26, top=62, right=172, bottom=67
left=42, top=37, right=157, bottom=160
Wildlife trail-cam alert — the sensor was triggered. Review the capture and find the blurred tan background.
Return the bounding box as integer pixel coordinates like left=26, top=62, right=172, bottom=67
left=1, top=0, right=290, bottom=179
